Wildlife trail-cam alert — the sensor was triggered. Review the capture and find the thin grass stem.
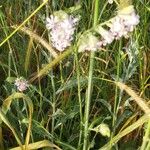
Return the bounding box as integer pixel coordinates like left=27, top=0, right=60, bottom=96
left=74, top=46, right=83, bottom=148
left=83, top=0, right=99, bottom=149
left=140, top=120, right=150, bottom=150
left=45, top=2, right=56, bottom=144
left=0, top=0, right=49, bottom=47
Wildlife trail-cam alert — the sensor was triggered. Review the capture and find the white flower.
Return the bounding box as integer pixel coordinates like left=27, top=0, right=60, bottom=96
left=102, top=31, right=114, bottom=45
left=96, top=26, right=114, bottom=45
left=121, top=12, right=140, bottom=32
left=15, top=78, right=29, bottom=92
left=78, top=33, right=100, bottom=52
left=108, top=0, right=113, bottom=4
left=46, top=12, right=79, bottom=52
left=110, top=16, right=127, bottom=39
left=96, top=41, right=103, bottom=48
left=110, top=9, right=140, bottom=39
left=46, top=15, right=59, bottom=30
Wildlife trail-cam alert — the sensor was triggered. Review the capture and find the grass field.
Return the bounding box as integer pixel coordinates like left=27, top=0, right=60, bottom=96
left=0, top=0, right=150, bottom=149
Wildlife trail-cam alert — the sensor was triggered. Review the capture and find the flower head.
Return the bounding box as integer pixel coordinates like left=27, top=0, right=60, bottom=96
left=96, top=26, right=114, bottom=45
left=110, top=8, right=140, bottom=39
left=78, top=33, right=100, bottom=52
left=108, top=0, right=113, bottom=4
left=46, top=11, right=79, bottom=52
left=15, top=78, right=29, bottom=92
left=46, top=16, right=59, bottom=30
left=120, top=12, right=140, bottom=32
left=110, top=16, right=128, bottom=39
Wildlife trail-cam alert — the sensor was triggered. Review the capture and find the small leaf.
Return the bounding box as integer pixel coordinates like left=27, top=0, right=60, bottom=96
left=91, top=123, right=110, bottom=137
left=6, top=77, right=16, bottom=83
left=56, top=76, right=88, bottom=94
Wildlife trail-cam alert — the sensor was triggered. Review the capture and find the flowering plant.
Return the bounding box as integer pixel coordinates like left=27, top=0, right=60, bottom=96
left=45, top=2, right=139, bottom=53
left=14, top=77, right=29, bottom=92
left=46, top=11, right=79, bottom=52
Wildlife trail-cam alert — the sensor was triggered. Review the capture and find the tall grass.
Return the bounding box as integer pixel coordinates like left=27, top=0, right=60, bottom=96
left=0, top=0, right=150, bottom=149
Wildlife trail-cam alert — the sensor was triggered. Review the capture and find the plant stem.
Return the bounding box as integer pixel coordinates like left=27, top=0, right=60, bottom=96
left=0, top=0, right=49, bottom=47
left=110, top=40, right=122, bottom=150
left=45, top=2, right=56, bottom=144
left=112, top=40, right=122, bottom=128
left=100, top=114, right=150, bottom=150
left=140, top=120, right=150, bottom=150
left=74, top=46, right=83, bottom=148
left=83, top=0, right=99, bottom=149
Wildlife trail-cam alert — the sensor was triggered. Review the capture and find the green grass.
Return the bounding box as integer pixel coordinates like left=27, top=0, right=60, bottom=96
left=0, top=0, right=150, bottom=149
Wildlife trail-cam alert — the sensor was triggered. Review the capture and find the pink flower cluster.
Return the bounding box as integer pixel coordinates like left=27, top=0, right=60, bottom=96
left=46, top=14, right=79, bottom=52
left=99, top=10, right=139, bottom=47
left=96, top=26, right=114, bottom=47
left=110, top=11, right=140, bottom=39
left=78, top=8, right=139, bottom=52
left=15, top=78, right=29, bottom=92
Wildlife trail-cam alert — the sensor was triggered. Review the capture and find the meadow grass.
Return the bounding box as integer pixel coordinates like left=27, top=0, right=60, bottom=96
left=0, top=0, right=150, bottom=150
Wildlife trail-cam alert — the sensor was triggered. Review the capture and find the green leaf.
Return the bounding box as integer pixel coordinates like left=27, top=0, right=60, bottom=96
left=91, top=123, right=110, bottom=137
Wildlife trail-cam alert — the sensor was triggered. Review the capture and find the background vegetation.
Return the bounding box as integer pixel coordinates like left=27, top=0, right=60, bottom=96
left=0, top=0, right=149, bottom=149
